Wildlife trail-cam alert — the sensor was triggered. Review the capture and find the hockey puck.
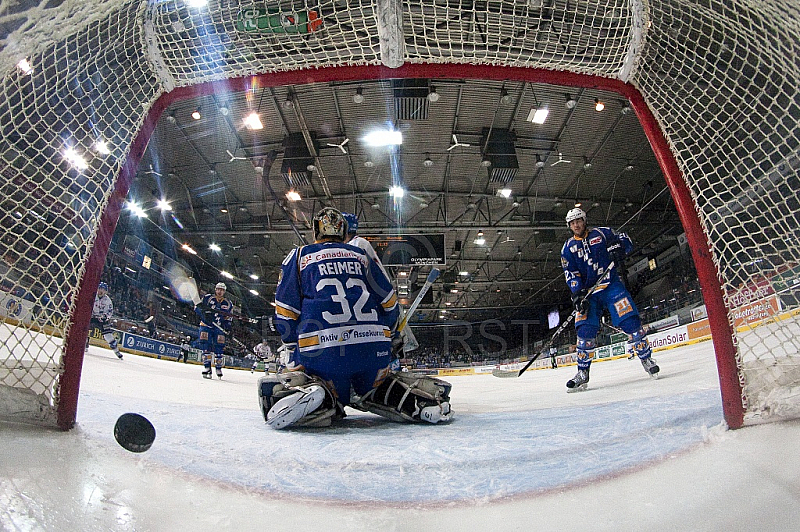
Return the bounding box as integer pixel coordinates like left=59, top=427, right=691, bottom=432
left=113, top=413, right=156, bottom=453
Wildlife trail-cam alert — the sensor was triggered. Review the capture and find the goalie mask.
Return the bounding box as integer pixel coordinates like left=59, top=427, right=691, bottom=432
left=313, top=207, right=346, bottom=242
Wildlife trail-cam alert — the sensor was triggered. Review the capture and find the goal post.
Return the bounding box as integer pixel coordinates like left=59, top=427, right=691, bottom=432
left=1, top=1, right=798, bottom=431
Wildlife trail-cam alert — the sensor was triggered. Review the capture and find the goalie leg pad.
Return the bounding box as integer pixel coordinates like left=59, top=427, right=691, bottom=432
left=258, top=372, right=341, bottom=429
left=356, top=371, right=453, bottom=424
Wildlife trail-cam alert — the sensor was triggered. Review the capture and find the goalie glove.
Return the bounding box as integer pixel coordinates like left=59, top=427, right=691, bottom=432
left=277, top=343, right=297, bottom=367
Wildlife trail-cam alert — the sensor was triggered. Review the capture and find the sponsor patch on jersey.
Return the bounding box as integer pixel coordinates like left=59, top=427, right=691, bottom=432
left=299, top=248, right=367, bottom=271
left=590, top=236, right=603, bottom=246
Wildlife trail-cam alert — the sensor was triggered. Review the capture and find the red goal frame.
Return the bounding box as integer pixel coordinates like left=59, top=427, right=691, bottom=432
left=59, top=63, right=743, bottom=429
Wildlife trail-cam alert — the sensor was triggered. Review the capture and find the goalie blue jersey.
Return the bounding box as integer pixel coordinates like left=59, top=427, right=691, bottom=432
left=560, top=227, right=633, bottom=295
left=274, top=241, right=399, bottom=354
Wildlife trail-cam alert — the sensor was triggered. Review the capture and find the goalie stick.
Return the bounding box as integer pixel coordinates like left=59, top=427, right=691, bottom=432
left=493, top=262, right=616, bottom=378
left=396, top=268, right=440, bottom=334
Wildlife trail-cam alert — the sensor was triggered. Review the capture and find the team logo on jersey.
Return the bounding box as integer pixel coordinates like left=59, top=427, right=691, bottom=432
left=614, top=297, right=633, bottom=316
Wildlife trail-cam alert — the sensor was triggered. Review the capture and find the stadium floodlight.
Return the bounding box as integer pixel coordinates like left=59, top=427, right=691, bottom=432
left=389, top=185, right=405, bottom=198
left=249, top=289, right=259, bottom=296
left=243, top=112, right=263, bottom=130
left=126, top=201, right=147, bottom=218
left=527, top=107, right=549, bottom=124
left=221, top=271, right=234, bottom=279
left=286, top=190, right=302, bottom=201
left=496, top=188, right=512, bottom=198
left=209, top=243, right=221, bottom=252
left=156, top=199, right=172, bottom=211
left=94, top=140, right=111, bottom=155
left=364, top=129, right=402, bottom=147
left=249, top=274, right=259, bottom=280
left=181, top=244, right=197, bottom=255
left=63, top=147, right=88, bottom=170
left=17, top=58, right=33, bottom=74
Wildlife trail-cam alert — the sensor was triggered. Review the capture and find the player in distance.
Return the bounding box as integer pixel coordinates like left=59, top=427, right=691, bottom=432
left=90, top=282, right=122, bottom=359
left=561, top=207, right=659, bottom=391
left=261, top=207, right=452, bottom=429
left=194, top=282, right=233, bottom=379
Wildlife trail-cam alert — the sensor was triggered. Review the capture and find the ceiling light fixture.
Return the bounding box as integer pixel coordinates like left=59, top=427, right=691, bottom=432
left=191, top=108, right=201, bottom=120
left=527, top=107, right=549, bottom=124
left=535, top=155, right=545, bottom=168
left=583, top=157, right=593, bottom=169
left=243, top=112, right=263, bottom=130
left=427, top=86, right=440, bottom=102
left=565, top=94, right=577, bottom=109
left=423, top=155, right=434, bottom=167
left=389, top=185, right=405, bottom=198
left=285, top=190, right=301, bottom=202
left=500, top=89, right=512, bottom=105
left=594, top=99, right=605, bottom=112
left=353, top=87, right=364, bottom=104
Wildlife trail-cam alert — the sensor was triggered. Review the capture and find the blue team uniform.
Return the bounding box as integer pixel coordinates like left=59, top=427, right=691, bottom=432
left=274, top=241, right=399, bottom=404
left=561, top=226, right=652, bottom=369
left=561, top=227, right=639, bottom=334
left=195, top=294, right=233, bottom=371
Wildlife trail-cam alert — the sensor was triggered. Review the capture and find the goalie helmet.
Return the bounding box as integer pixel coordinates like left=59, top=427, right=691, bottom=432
left=341, top=212, right=358, bottom=235
left=215, top=282, right=227, bottom=291
left=565, top=207, right=587, bottom=226
left=313, top=207, right=346, bottom=242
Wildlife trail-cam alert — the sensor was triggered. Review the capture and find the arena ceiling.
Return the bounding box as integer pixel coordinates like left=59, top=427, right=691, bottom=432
left=121, top=76, right=686, bottom=323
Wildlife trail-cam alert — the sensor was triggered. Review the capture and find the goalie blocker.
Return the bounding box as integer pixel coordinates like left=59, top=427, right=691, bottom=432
left=258, top=371, right=453, bottom=429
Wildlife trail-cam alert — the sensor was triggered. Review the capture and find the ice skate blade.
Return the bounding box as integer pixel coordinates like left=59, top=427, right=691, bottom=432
left=566, top=383, right=588, bottom=393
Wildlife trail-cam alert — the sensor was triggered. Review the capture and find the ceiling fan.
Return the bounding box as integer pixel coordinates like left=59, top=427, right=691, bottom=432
left=447, top=134, right=471, bottom=151
left=326, top=138, right=349, bottom=154
left=550, top=152, right=572, bottom=166
left=140, top=164, right=162, bottom=177
left=226, top=149, right=249, bottom=163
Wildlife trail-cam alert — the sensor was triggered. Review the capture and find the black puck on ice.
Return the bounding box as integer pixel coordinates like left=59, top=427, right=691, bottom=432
left=114, top=413, right=156, bottom=453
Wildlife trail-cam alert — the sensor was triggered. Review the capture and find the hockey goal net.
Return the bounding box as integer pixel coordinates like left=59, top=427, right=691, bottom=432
left=0, top=0, right=798, bottom=429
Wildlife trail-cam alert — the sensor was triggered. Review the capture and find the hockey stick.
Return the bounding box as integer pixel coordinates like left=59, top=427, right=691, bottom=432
left=396, top=268, right=440, bottom=334
left=493, top=262, right=615, bottom=378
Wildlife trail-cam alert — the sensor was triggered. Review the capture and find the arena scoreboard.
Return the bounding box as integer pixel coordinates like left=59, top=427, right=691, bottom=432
left=364, top=234, right=445, bottom=266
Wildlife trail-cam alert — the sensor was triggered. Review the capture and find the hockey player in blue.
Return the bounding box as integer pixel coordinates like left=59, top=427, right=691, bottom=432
left=194, top=282, right=233, bottom=379
left=261, top=207, right=452, bottom=429
left=561, top=208, right=659, bottom=391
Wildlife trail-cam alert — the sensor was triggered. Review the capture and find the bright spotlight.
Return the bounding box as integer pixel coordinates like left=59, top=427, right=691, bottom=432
left=364, top=129, right=402, bottom=147
left=389, top=186, right=405, bottom=198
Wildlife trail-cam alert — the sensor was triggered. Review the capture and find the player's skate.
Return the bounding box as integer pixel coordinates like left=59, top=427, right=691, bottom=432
left=640, top=356, right=660, bottom=378
left=202, top=369, right=212, bottom=379
left=266, top=384, right=325, bottom=429
left=114, top=348, right=122, bottom=360
left=216, top=368, right=223, bottom=379
left=566, top=368, right=589, bottom=392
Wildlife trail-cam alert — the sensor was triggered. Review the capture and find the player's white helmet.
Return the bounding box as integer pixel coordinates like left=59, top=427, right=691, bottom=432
left=565, top=207, right=586, bottom=226
left=313, top=207, right=346, bottom=242
left=215, top=282, right=227, bottom=291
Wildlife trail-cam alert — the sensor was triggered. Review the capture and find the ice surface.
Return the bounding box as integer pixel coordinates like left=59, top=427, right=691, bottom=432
left=2, top=341, right=800, bottom=531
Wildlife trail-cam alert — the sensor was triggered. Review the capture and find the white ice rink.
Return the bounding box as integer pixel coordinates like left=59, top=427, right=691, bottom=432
left=2, top=340, right=799, bottom=531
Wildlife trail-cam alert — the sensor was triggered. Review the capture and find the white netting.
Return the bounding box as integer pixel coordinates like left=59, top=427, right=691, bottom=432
left=0, top=0, right=798, bottom=427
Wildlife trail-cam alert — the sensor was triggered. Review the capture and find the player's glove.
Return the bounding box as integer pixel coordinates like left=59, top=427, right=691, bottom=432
left=606, top=236, right=626, bottom=265
left=571, top=288, right=589, bottom=315
left=391, top=332, right=405, bottom=358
